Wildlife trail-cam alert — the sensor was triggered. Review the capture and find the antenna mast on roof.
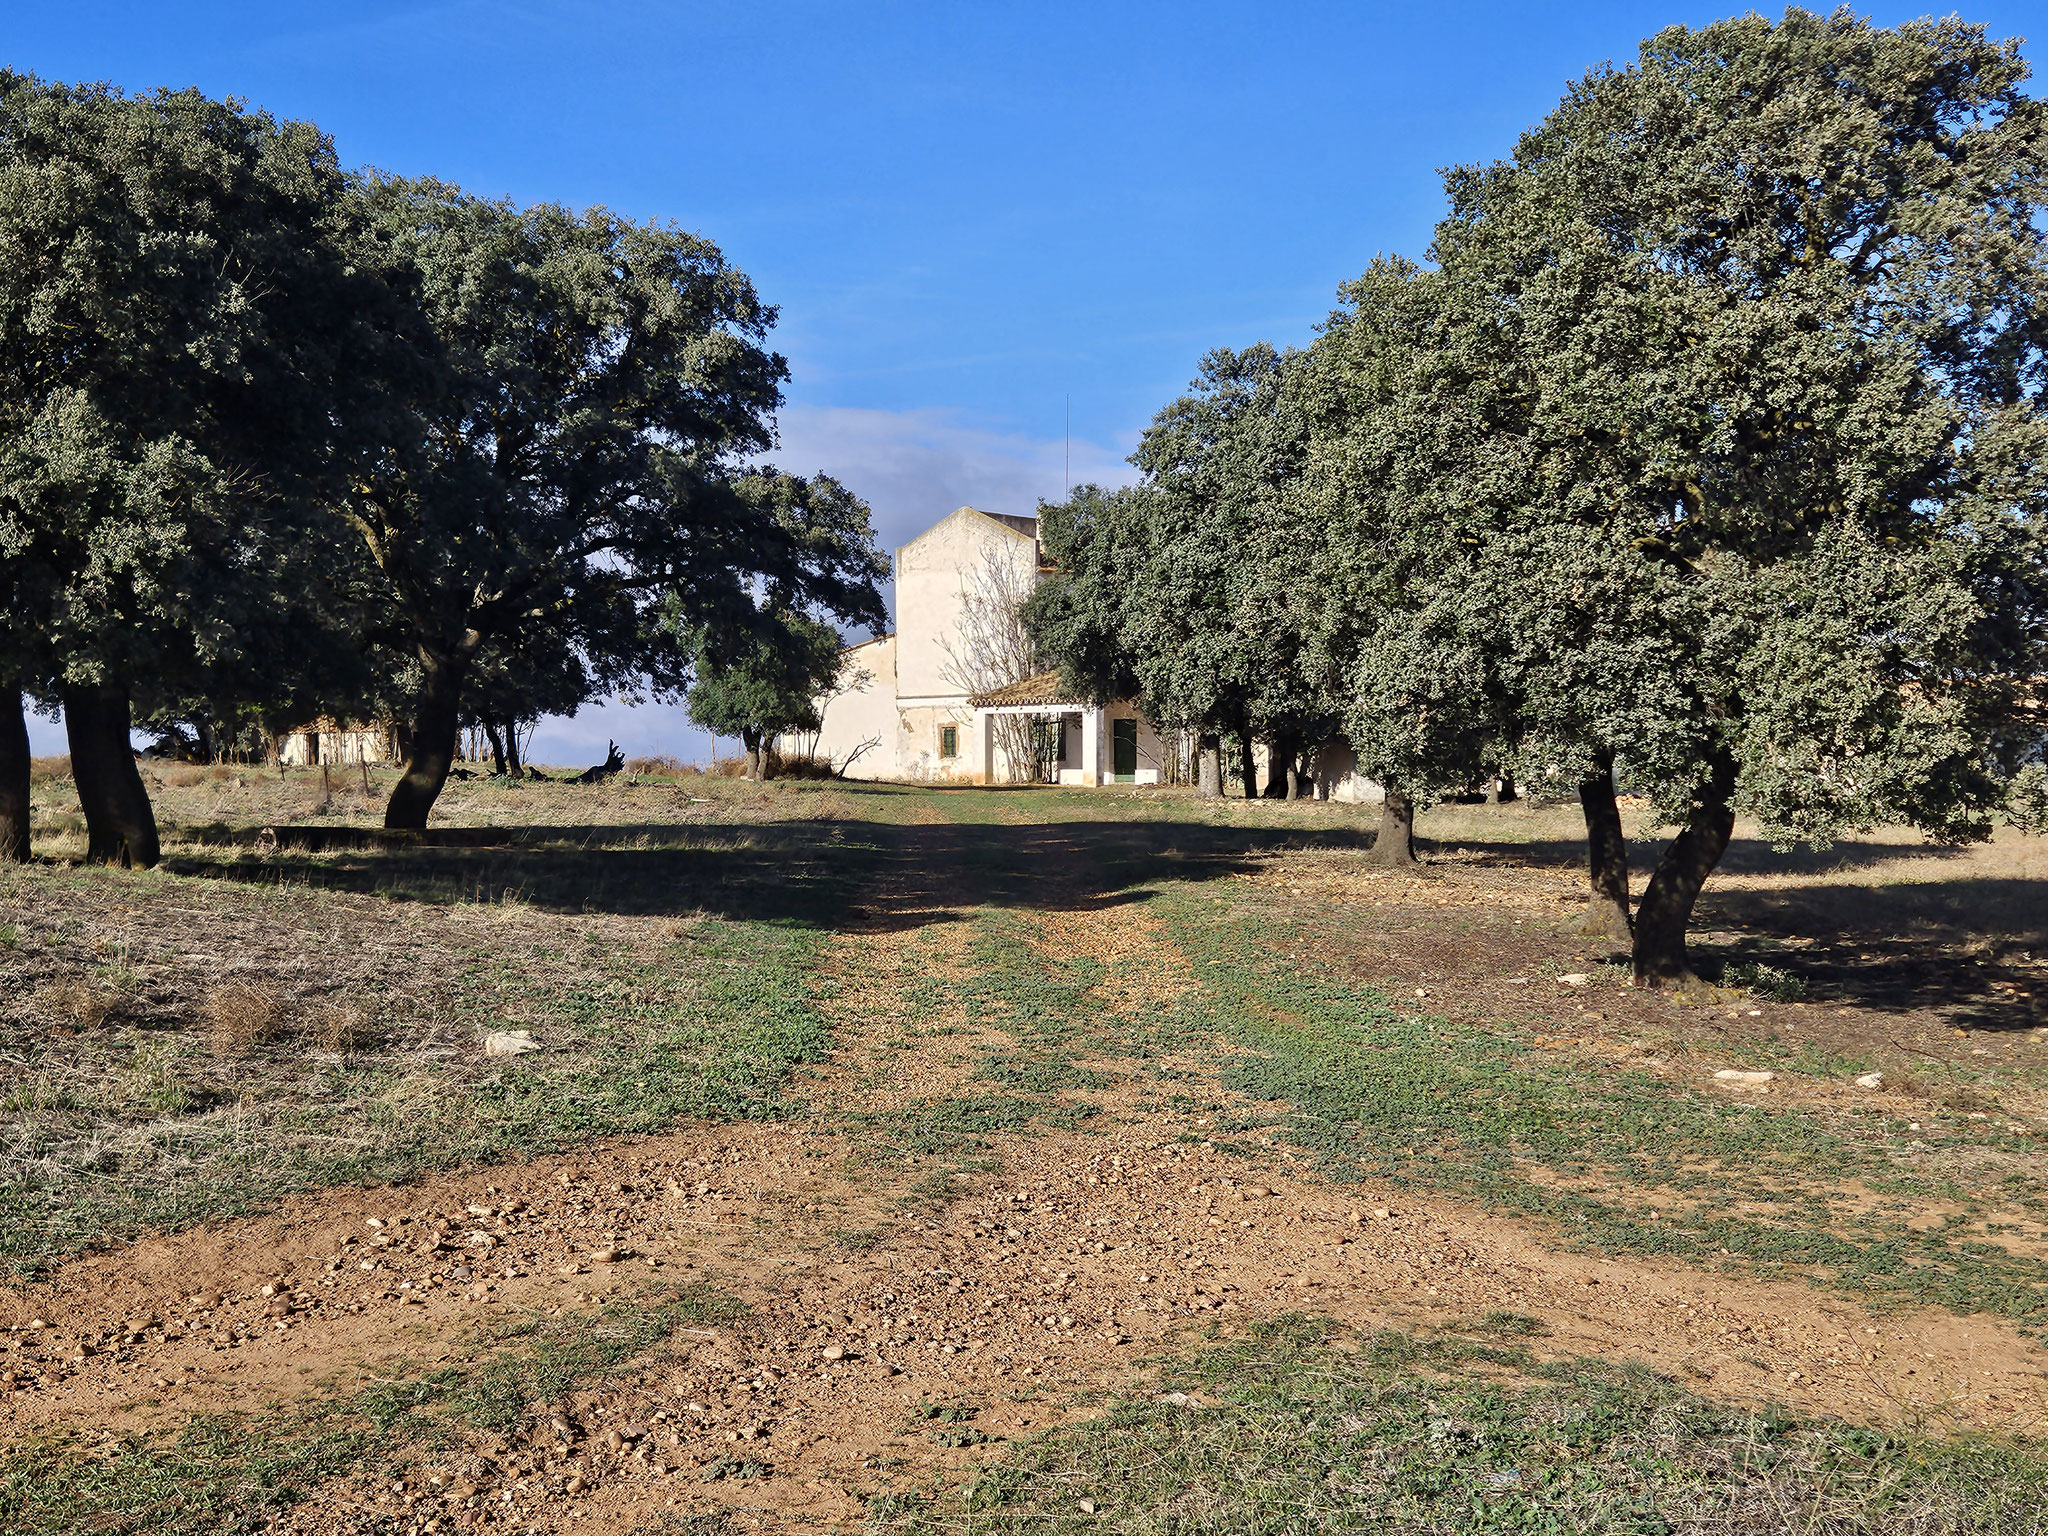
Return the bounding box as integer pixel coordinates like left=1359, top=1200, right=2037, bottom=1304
left=1065, top=395, right=1070, bottom=496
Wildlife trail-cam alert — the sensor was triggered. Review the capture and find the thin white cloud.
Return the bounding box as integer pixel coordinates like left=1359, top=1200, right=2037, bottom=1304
left=766, top=403, right=1136, bottom=572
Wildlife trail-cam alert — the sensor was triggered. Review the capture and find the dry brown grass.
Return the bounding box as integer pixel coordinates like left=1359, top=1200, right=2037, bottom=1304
left=20, top=757, right=883, bottom=846
left=160, top=763, right=238, bottom=789
left=1883, top=1066, right=1935, bottom=1101
left=1414, top=801, right=2048, bottom=952
left=302, top=1001, right=376, bottom=1054
left=27, top=755, right=70, bottom=783
left=624, top=753, right=691, bottom=775
left=32, top=978, right=120, bottom=1030
left=771, top=751, right=840, bottom=780
left=619, top=754, right=760, bottom=778
left=201, top=980, right=285, bottom=1055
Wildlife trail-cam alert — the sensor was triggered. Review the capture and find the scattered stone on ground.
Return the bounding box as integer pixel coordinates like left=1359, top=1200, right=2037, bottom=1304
left=5, top=799, right=2044, bottom=1534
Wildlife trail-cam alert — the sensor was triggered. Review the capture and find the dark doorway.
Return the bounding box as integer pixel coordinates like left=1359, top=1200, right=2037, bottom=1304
left=1112, top=718, right=1138, bottom=782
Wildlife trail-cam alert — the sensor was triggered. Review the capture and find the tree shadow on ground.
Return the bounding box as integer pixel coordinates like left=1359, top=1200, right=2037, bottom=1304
left=1422, top=830, right=2042, bottom=1029
left=159, top=805, right=2043, bottom=1032
left=162, top=815, right=1374, bottom=932
left=1695, top=878, right=2047, bottom=1034
left=1436, top=832, right=1981, bottom=879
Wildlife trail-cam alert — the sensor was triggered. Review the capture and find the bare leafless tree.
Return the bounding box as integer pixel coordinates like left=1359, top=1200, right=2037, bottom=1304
left=938, top=546, right=1045, bottom=783
left=787, top=652, right=874, bottom=767
left=834, top=734, right=882, bottom=777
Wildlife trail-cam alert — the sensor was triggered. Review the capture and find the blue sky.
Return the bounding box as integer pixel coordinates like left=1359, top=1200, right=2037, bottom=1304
left=16, top=1, right=2042, bottom=763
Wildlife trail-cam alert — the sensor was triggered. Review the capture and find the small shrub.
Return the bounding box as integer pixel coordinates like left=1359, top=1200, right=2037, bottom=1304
left=123, top=1039, right=190, bottom=1115
left=303, top=1002, right=376, bottom=1054
left=163, top=764, right=207, bottom=788
left=35, top=978, right=120, bottom=1030
left=625, top=754, right=691, bottom=776
left=771, top=753, right=839, bottom=781
left=203, top=981, right=284, bottom=1055
left=28, top=754, right=71, bottom=783
left=95, top=960, right=141, bottom=995
left=1725, top=960, right=1807, bottom=1002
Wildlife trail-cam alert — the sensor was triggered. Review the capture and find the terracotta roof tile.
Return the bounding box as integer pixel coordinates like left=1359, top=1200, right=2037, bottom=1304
left=968, top=671, right=1078, bottom=709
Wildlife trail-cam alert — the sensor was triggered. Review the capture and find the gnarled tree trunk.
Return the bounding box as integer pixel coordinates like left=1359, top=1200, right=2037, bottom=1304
left=1578, top=748, right=1632, bottom=941
left=385, top=646, right=473, bottom=830
left=742, top=726, right=767, bottom=781
left=1237, top=735, right=1258, bottom=799
left=1, top=687, right=30, bottom=863
left=63, top=684, right=160, bottom=868
left=482, top=720, right=508, bottom=777
left=1195, top=733, right=1222, bottom=798
left=1632, top=747, right=1738, bottom=987
left=1369, top=783, right=1416, bottom=866
left=504, top=719, right=523, bottom=778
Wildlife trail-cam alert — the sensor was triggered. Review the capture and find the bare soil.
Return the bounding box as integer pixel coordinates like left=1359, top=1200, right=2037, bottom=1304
left=3, top=778, right=2047, bottom=1533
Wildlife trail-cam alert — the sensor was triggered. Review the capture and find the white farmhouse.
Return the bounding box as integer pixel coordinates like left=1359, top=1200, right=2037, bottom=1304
left=796, top=504, right=1379, bottom=798
left=799, top=506, right=1173, bottom=785
left=275, top=717, right=398, bottom=766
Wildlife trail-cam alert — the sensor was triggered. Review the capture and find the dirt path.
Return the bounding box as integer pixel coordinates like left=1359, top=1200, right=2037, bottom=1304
left=4, top=817, right=2046, bottom=1534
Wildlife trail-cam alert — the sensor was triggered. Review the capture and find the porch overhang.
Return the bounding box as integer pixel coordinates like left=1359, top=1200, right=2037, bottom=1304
left=978, top=700, right=1087, bottom=716
left=966, top=671, right=1090, bottom=712
left=967, top=676, right=1120, bottom=786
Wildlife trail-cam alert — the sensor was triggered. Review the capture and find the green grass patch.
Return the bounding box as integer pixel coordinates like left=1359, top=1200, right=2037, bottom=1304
left=963, top=912, right=1119, bottom=1095
left=0, top=1282, right=743, bottom=1535
left=877, top=1315, right=2048, bottom=1534
left=1153, top=888, right=2048, bottom=1325
left=838, top=905, right=1128, bottom=1178
left=1, top=891, right=846, bottom=1276
left=846, top=1093, right=1063, bottom=1165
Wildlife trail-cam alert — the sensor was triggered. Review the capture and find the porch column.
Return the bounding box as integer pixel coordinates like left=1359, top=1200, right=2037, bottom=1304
left=1079, top=706, right=1103, bottom=787
left=980, top=711, right=997, bottom=785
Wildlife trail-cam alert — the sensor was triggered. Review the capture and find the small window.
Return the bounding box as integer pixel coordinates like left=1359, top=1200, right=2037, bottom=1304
left=939, top=725, right=959, bottom=758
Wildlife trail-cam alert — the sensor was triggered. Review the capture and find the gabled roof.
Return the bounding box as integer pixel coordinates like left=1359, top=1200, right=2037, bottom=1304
left=969, top=671, right=1077, bottom=709
left=902, top=506, right=1038, bottom=553
left=979, top=509, right=1040, bottom=539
